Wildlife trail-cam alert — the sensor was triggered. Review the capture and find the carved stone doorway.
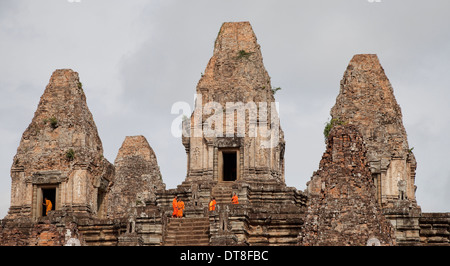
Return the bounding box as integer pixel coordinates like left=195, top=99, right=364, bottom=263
left=41, top=187, right=56, bottom=217
left=218, top=148, right=239, bottom=182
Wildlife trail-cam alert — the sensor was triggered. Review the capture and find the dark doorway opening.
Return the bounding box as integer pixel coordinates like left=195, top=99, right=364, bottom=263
left=223, top=151, right=237, bottom=181
left=97, top=190, right=106, bottom=218
left=42, top=188, right=56, bottom=216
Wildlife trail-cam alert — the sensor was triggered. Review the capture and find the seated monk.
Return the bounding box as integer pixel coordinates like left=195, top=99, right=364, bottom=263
left=231, top=193, right=239, bottom=204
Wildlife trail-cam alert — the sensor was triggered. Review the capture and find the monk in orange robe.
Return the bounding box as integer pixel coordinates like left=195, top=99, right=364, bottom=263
left=177, top=199, right=185, bottom=218
left=209, top=197, right=216, bottom=211
left=43, top=198, right=52, bottom=216
left=172, top=196, right=178, bottom=217
left=231, top=193, right=239, bottom=204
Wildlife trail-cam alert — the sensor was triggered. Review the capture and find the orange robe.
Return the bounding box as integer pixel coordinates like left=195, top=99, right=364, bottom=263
left=177, top=201, right=185, bottom=218
left=172, top=198, right=178, bottom=217
left=209, top=200, right=216, bottom=211
left=45, top=199, right=52, bottom=215
left=232, top=195, right=239, bottom=204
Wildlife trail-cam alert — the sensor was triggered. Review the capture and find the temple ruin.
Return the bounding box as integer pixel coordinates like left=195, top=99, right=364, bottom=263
left=0, top=22, right=448, bottom=246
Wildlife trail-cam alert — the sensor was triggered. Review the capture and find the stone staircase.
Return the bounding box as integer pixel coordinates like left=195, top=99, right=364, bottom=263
left=77, top=222, right=119, bottom=246
left=164, top=217, right=210, bottom=246
left=211, top=183, right=234, bottom=204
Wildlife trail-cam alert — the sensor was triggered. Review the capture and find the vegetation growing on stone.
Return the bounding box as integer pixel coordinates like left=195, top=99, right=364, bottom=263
left=236, top=49, right=253, bottom=59
left=49, top=117, right=58, bottom=129
left=323, top=118, right=346, bottom=142
left=271, top=87, right=282, bottom=95
left=65, top=148, right=75, bottom=161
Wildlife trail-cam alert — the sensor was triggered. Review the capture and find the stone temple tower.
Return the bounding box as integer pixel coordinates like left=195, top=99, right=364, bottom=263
left=331, top=54, right=418, bottom=208
left=172, top=22, right=303, bottom=245
left=8, top=69, right=114, bottom=220
left=182, top=21, right=285, bottom=186
left=330, top=54, right=422, bottom=244
left=108, top=135, right=165, bottom=219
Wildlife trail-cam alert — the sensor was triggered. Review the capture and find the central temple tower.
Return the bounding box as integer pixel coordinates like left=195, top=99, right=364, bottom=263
left=182, top=22, right=285, bottom=186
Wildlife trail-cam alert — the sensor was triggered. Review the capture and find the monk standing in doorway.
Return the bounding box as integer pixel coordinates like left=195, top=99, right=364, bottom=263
left=43, top=197, right=52, bottom=216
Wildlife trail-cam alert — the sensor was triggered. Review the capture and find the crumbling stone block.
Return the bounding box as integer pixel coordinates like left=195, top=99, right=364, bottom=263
left=301, top=125, right=395, bottom=246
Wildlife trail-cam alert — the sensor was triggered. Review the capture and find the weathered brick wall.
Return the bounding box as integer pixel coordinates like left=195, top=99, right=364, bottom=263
left=300, top=125, right=395, bottom=246
left=419, top=212, right=450, bottom=246
left=0, top=218, right=35, bottom=246
left=0, top=218, right=69, bottom=246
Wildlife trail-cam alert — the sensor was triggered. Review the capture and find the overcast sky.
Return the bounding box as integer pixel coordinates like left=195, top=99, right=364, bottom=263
left=0, top=0, right=449, bottom=218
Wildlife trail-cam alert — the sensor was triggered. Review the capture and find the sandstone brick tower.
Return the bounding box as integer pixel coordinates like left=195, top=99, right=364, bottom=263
left=108, top=135, right=165, bottom=219
left=8, top=69, right=114, bottom=220
left=330, top=54, right=422, bottom=244
left=182, top=21, right=285, bottom=187
left=331, top=54, right=418, bottom=208
left=171, top=22, right=303, bottom=245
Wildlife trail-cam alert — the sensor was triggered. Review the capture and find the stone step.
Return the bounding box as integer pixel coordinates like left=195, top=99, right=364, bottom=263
left=164, top=239, right=210, bottom=246
left=211, top=185, right=234, bottom=204
left=165, top=241, right=209, bottom=246
left=167, top=227, right=209, bottom=232
left=167, top=222, right=209, bottom=227
left=165, top=235, right=209, bottom=241
left=167, top=224, right=209, bottom=229
left=166, top=228, right=209, bottom=235
left=165, top=240, right=209, bottom=245
left=167, top=223, right=209, bottom=229
left=166, top=233, right=208, bottom=238
left=168, top=217, right=209, bottom=223
left=77, top=224, right=118, bottom=246
left=164, top=217, right=210, bottom=246
left=166, top=225, right=208, bottom=230
left=165, top=235, right=210, bottom=240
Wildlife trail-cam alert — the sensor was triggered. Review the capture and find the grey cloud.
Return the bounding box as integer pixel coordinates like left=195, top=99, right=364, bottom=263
left=0, top=0, right=449, bottom=218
